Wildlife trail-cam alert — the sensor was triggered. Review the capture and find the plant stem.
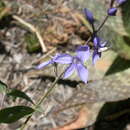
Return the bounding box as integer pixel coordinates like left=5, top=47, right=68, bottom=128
left=86, top=15, right=109, bottom=45
left=20, top=71, right=65, bottom=130
left=36, top=71, right=64, bottom=107
left=96, top=15, right=109, bottom=33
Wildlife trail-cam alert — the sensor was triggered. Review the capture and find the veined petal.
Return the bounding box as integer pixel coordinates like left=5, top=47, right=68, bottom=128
left=92, top=50, right=101, bottom=64
left=54, top=54, right=72, bottom=64
left=63, top=64, right=75, bottom=79
left=76, top=63, right=88, bottom=83
left=76, top=45, right=90, bottom=62
left=35, top=60, right=52, bottom=69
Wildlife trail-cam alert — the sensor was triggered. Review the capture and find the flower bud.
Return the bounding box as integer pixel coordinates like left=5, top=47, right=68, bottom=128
left=107, top=8, right=117, bottom=16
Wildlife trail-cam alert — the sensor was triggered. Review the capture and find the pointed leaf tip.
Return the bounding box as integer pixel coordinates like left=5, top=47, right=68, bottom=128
left=0, top=106, right=34, bottom=123
left=7, top=89, right=34, bottom=104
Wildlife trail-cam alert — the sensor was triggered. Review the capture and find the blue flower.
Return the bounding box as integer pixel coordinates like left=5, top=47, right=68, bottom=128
left=36, top=53, right=72, bottom=69
left=92, top=37, right=108, bottom=64
left=84, top=8, right=94, bottom=24
left=107, top=8, right=117, bottom=16
left=116, top=0, right=127, bottom=5
left=36, top=45, right=90, bottom=83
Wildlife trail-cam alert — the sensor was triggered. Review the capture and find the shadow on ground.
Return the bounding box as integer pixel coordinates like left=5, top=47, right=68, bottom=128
left=81, top=98, right=130, bottom=130
left=105, top=56, right=130, bottom=75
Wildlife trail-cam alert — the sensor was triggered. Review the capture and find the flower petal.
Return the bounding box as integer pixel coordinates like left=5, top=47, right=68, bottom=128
left=93, top=36, right=100, bottom=47
left=94, top=36, right=108, bottom=48
left=54, top=54, right=72, bottom=64
left=107, top=8, right=117, bottom=16
left=76, top=45, right=90, bottom=62
left=100, top=41, right=108, bottom=47
left=116, top=0, right=127, bottom=5
left=63, top=64, right=75, bottom=79
left=76, top=63, right=88, bottom=83
left=98, top=47, right=109, bottom=52
left=35, top=60, right=52, bottom=69
left=84, top=8, right=94, bottom=24
left=92, top=50, right=101, bottom=64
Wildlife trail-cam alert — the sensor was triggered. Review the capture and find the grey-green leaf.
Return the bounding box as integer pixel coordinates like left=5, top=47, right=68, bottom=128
left=7, top=89, right=34, bottom=104
left=0, top=81, right=7, bottom=93
left=0, top=106, right=34, bottom=123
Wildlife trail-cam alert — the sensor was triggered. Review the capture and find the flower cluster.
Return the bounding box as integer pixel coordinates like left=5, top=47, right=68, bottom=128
left=36, top=45, right=90, bottom=83
left=36, top=0, right=127, bottom=84
left=92, top=37, right=108, bottom=65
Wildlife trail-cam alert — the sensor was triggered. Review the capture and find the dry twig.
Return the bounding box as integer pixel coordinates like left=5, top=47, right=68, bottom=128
left=13, top=15, right=47, bottom=52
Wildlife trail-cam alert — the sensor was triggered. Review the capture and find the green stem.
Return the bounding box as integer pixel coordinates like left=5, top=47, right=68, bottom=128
left=96, top=15, right=109, bottom=33
left=20, top=71, right=65, bottom=130
left=36, top=72, right=64, bottom=107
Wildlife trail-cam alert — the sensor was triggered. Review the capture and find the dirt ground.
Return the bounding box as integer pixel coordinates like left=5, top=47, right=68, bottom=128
left=0, top=0, right=93, bottom=129
left=0, top=0, right=130, bottom=130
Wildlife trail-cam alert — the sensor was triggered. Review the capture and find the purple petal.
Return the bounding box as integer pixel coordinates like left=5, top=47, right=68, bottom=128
left=100, top=41, right=108, bottom=47
left=54, top=54, right=72, bottom=64
left=116, top=0, right=127, bottom=5
left=94, top=37, right=108, bottom=48
left=63, top=64, right=75, bottom=79
left=107, top=8, right=117, bottom=16
left=76, top=45, right=90, bottom=62
left=93, top=37, right=100, bottom=47
left=92, top=50, right=101, bottom=64
left=35, top=60, right=52, bottom=69
left=76, top=63, right=88, bottom=83
left=84, top=8, right=94, bottom=24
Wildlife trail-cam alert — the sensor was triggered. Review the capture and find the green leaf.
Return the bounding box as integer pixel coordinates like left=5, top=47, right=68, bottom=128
left=0, top=81, right=7, bottom=93
left=25, top=33, right=40, bottom=53
left=7, top=89, right=34, bottom=104
left=0, top=1, right=5, bottom=12
left=0, top=106, right=34, bottom=123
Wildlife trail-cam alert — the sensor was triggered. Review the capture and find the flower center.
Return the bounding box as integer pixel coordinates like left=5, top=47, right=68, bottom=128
left=73, top=56, right=81, bottom=64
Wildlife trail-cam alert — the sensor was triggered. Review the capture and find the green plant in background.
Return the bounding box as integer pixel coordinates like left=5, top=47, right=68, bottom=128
left=0, top=1, right=10, bottom=20
left=0, top=81, right=34, bottom=124
left=0, top=1, right=5, bottom=13
left=25, top=33, right=41, bottom=53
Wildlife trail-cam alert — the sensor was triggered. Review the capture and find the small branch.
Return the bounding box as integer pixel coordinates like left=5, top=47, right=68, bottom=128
left=32, top=47, right=56, bottom=64
left=54, top=102, right=86, bottom=115
left=20, top=70, right=65, bottom=130
left=36, top=71, right=65, bottom=107
left=110, top=0, right=115, bottom=8
left=13, top=15, right=47, bottom=52
left=96, top=15, right=109, bottom=33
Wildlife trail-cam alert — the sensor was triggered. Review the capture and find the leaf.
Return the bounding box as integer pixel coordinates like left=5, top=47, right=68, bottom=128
left=0, top=1, right=5, bottom=13
left=7, top=89, right=34, bottom=104
left=25, top=33, right=40, bottom=53
left=0, top=81, right=7, bottom=93
left=0, top=106, right=34, bottom=123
